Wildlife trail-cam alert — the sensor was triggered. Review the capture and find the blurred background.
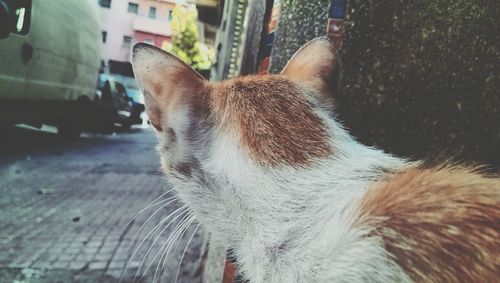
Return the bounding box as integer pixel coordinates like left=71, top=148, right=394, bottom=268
left=0, top=0, right=499, bottom=282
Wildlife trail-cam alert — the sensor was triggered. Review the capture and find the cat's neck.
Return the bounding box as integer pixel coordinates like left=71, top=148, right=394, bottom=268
left=206, top=123, right=408, bottom=244
left=216, top=137, right=407, bottom=281
left=196, top=123, right=411, bottom=282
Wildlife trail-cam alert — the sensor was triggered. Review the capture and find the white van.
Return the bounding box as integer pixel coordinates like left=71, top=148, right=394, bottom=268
left=0, top=0, right=101, bottom=138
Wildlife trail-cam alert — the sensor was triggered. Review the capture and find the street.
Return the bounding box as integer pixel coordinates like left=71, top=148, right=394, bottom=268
left=0, top=126, right=204, bottom=283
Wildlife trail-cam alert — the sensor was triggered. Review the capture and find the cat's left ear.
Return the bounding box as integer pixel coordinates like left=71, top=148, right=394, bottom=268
left=281, top=37, right=341, bottom=107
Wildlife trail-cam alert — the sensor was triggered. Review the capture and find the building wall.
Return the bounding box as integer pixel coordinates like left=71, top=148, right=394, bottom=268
left=134, top=0, right=175, bottom=48
left=99, top=0, right=139, bottom=63
left=98, top=0, right=176, bottom=64
left=137, top=0, right=175, bottom=22
left=134, top=31, right=172, bottom=48
left=210, top=0, right=248, bottom=81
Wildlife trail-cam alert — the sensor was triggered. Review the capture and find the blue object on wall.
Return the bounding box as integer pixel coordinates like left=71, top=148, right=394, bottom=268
left=329, top=0, right=346, bottom=19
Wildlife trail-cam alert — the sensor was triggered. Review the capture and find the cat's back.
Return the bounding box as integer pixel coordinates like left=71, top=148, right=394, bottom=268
left=358, top=165, right=500, bottom=282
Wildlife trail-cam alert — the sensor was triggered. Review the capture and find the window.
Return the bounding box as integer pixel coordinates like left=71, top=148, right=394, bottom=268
left=168, top=10, right=173, bottom=21
left=148, top=7, right=156, bottom=19
left=102, top=31, right=107, bottom=43
left=98, top=0, right=111, bottom=8
left=122, top=36, right=132, bottom=48
left=127, top=3, right=138, bottom=14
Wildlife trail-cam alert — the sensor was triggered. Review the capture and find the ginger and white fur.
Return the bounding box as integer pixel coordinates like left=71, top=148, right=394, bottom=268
left=132, top=38, right=500, bottom=282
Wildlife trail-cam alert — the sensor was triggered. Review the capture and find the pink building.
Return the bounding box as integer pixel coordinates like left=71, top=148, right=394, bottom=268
left=134, top=0, right=175, bottom=48
left=98, top=0, right=176, bottom=64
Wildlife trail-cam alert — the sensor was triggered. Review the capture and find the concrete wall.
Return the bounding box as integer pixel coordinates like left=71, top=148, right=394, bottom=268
left=269, top=0, right=500, bottom=168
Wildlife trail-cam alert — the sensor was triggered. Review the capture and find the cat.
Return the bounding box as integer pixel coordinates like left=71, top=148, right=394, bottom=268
left=131, top=37, right=499, bottom=283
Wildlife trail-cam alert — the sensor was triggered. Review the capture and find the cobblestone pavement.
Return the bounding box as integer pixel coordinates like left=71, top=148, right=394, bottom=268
left=0, top=126, right=204, bottom=283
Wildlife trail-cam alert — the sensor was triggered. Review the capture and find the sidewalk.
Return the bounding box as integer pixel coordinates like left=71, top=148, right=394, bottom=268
left=0, top=127, right=204, bottom=282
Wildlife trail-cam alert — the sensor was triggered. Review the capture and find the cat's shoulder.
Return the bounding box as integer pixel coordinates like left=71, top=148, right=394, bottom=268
left=357, top=165, right=500, bottom=282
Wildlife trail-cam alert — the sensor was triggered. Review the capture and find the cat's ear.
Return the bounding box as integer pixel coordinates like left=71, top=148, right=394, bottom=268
left=281, top=37, right=341, bottom=107
left=131, top=43, right=208, bottom=132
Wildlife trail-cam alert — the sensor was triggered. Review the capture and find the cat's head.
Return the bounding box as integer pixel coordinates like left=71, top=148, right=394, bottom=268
left=132, top=37, right=342, bottom=238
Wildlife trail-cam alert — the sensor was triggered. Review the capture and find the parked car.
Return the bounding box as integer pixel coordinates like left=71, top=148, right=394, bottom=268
left=96, top=79, right=135, bottom=130
left=121, top=81, right=145, bottom=127
left=0, top=0, right=101, bottom=138
left=98, top=60, right=145, bottom=129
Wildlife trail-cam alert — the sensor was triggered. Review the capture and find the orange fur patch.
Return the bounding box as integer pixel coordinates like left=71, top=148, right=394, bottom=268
left=212, top=75, right=332, bottom=166
left=359, top=166, right=500, bottom=282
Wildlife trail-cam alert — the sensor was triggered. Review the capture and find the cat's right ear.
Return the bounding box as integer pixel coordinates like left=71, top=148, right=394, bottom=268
left=281, top=37, right=342, bottom=108
left=131, top=43, right=208, bottom=132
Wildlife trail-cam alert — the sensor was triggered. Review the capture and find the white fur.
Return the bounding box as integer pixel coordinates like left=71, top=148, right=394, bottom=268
left=158, top=99, right=415, bottom=282
left=132, top=41, right=416, bottom=282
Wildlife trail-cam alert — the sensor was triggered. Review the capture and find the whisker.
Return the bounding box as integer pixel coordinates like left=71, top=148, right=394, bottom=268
left=121, top=201, right=177, bottom=283
left=175, top=222, right=201, bottom=283
left=124, top=205, right=187, bottom=282
left=119, top=190, right=177, bottom=268
left=156, top=214, right=195, bottom=282
left=134, top=208, right=191, bottom=281
left=150, top=213, right=194, bottom=283
left=122, top=188, right=176, bottom=232
left=127, top=195, right=179, bottom=253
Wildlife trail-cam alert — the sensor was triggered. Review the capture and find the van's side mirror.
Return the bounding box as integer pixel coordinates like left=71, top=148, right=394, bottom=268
left=0, top=0, right=12, bottom=39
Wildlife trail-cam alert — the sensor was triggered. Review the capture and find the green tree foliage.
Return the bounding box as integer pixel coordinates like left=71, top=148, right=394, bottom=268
left=165, top=5, right=212, bottom=70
